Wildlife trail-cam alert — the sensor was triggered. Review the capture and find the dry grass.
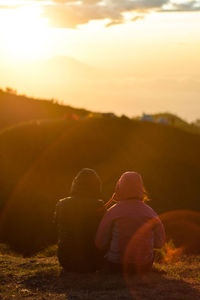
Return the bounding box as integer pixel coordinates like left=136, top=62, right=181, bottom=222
left=0, top=250, right=200, bottom=300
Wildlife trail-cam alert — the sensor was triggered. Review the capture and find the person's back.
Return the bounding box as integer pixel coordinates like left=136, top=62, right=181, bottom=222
left=55, top=168, right=104, bottom=272
left=95, top=172, right=166, bottom=273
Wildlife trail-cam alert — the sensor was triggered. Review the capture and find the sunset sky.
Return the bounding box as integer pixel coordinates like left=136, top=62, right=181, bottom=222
left=0, top=0, right=200, bottom=121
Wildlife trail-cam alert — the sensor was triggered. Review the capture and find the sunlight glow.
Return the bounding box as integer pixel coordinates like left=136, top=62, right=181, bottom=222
left=0, top=6, right=50, bottom=61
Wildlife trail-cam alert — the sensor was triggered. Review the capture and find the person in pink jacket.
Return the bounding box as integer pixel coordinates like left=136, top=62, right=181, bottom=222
left=95, top=171, right=166, bottom=273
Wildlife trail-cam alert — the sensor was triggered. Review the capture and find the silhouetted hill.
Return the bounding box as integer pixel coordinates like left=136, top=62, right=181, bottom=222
left=0, top=117, right=200, bottom=254
left=0, top=88, right=89, bottom=130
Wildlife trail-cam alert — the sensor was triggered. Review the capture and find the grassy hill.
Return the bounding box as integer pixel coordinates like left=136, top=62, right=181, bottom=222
left=0, top=88, right=200, bottom=254
left=151, top=112, right=200, bottom=135
left=0, top=114, right=200, bottom=254
left=0, top=88, right=89, bottom=130
left=0, top=248, right=200, bottom=300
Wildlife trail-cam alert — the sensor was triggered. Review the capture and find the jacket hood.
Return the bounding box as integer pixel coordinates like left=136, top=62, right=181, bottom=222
left=115, top=172, right=144, bottom=201
left=70, top=168, right=102, bottom=198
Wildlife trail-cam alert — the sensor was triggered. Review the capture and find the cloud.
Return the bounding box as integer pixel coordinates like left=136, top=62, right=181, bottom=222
left=0, top=0, right=200, bottom=28
left=40, top=0, right=170, bottom=28
left=161, top=0, right=200, bottom=12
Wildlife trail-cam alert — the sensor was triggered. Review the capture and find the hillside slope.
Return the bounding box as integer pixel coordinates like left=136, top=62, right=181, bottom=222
left=0, top=117, right=200, bottom=253
left=0, top=89, right=89, bottom=130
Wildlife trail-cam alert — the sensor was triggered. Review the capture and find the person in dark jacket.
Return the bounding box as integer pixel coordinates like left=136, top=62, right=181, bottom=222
left=55, top=168, right=105, bottom=272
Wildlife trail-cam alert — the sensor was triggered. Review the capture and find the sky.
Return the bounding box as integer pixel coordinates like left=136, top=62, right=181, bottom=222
left=0, top=0, right=200, bottom=121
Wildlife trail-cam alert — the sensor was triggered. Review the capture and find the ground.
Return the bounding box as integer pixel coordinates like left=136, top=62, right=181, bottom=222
left=0, top=252, right=200, bottom=300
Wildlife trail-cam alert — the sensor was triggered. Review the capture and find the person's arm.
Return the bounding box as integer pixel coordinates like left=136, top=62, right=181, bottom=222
left=96, top=199, right=106, bottom=220
left=153, top=217, right=166, bottom=249
left=95, top=210, right=113, bottom=252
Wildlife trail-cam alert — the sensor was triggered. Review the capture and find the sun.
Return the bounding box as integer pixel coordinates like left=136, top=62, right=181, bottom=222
left=0, top=6, right=50, bottom=62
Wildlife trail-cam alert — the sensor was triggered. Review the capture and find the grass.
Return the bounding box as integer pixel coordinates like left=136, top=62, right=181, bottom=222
left=0, top=247, right=200, bottom=300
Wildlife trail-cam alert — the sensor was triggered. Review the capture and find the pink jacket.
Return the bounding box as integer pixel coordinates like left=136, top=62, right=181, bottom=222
left=95, top=172, right=166, bottom=265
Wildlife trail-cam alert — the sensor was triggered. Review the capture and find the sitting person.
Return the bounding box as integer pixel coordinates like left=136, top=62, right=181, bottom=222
left=95, top=171, right=166, bottom=274
left=55, top=168, right=105, bottom=272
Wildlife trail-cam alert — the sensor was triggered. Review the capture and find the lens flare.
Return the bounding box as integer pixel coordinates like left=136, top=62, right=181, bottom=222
left=122, top=210, right=200, bottom=299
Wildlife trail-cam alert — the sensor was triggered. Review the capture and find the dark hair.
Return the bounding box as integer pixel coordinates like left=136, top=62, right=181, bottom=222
left=71, top=168, right=102, bottom=198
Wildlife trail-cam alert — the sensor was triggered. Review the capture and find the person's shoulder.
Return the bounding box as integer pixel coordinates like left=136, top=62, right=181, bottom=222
left=142, top=201, right=158, bottom=217
left=56, top=197, right=71, bottom=208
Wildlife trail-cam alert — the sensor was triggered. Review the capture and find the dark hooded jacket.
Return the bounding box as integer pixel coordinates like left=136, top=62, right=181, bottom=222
left=55, top=168, right=105, bottom=272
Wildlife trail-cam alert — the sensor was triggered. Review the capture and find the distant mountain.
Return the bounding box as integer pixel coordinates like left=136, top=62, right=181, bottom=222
left=45, top=56, right=98, bottom=76
left=33, top=56, right=102, bottom=85
left=0, top=56, right=102, bottom=107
